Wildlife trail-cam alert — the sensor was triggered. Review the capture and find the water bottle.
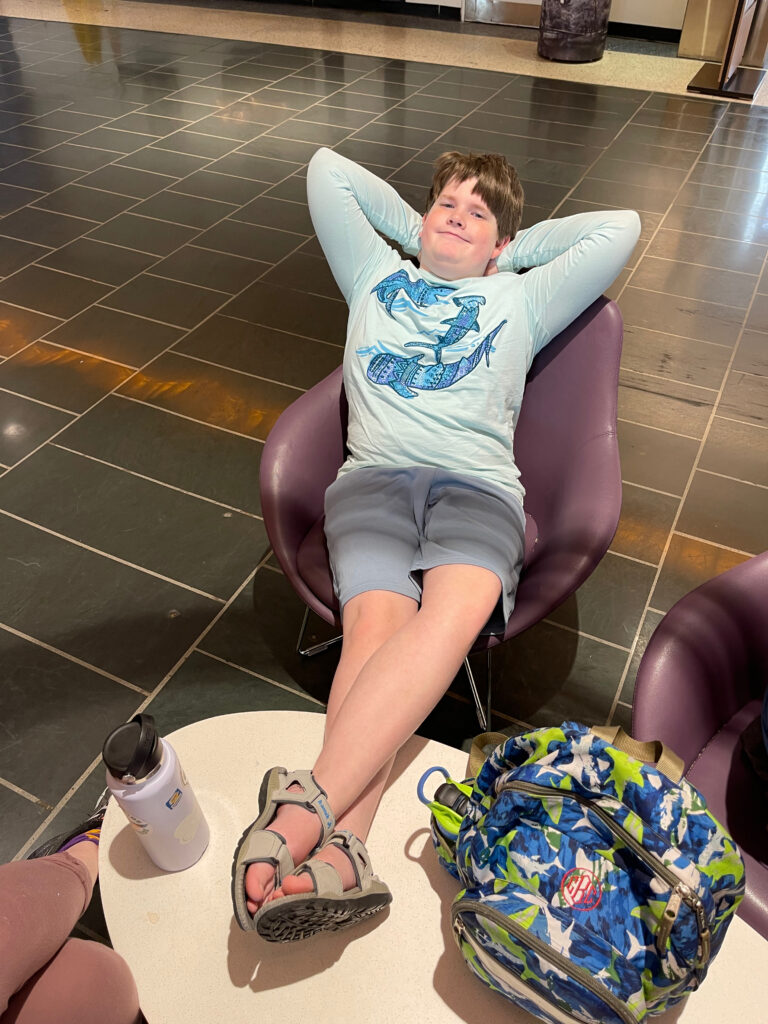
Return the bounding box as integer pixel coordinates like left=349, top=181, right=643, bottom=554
left=102, top=714, right=209, bottom=872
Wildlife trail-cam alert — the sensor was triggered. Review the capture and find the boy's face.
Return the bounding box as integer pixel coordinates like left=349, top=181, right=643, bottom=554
left=419, top=176, right=510, bottom=281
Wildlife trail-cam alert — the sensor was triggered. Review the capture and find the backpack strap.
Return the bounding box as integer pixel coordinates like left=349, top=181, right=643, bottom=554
left=592, top=725, right=684, bottom=784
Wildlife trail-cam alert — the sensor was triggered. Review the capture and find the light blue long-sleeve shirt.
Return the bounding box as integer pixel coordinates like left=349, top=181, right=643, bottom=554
left=307, top=147, right=640, bottom=507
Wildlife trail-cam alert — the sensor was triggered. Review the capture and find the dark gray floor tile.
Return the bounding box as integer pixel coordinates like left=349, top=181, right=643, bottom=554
left=224, top=101, right=294, bottom=127
left=170, top=84, right=249, bottom=106
left=619, top=286, right=745, bottom=347
left=0, top=340, right=132, bottom=412
left=170, top=168, right=267, bottom=205
left=718, top=368, right=768, bottom=427
left=699, top=142, right=766, bottom=172
left=600, top=137, right=698, bottom=170
left=0, top=783, right=48, bottom=862
left=619, top=608, right=665, bottom=704
left=0, top=181, right=43, bottom=215
left=262, top=174, right=313, bottom=204
left=301, top=104, right=374, bottom=130
left=267, top=118, right=351, bottom=147
left=0, top=234, right=50, bottom=277
left=334, top=137, right=415, bottom=171
left=620, top=324, right=730, bottom=390
left=0, top=123, right=73, bottom=149
left=118, top=350, right=299, bottom=439
left=38, top=237, right=158, bottom=288
left=0, top=629, right=139, bottom=804
left=31, top=108, right=109, bottom=132
left=144, top=649, right=322, bottom=735
left=64, top=96, right=143, bottom=118
left=87, top=213, right=198, bottom=256
left=611, top=483, right=679, bottom=564
left=699, top=416, right=768, bottom=488
left=745, top=293, right=768, bottom=334
left=569, top=178, right=676, bottom=215
left=675, top=180, right=768, bottom=218
left=484, top=619, right=627, bottom=727
left=733, top=330, right=768, bottom=376
left=0, top=94, right=66, bottom=117
left=663, top=204, right=768, bottom=246
left=645, top=228, right=766, bottom=275
left=200, top=567, right=338, bottom=706
left=645, top=94, right=725, bottom=117
left=0, top=444, right=265, bottom=598
left=102, top=274, right=227, bottom=329
left=630, top=105, right=718, bottom=133
left=0, top=302, right=61, bottom=357
left=0, top=513, right=221, bottom=688
left=631, top=256, right=755, bottom=310
left=209, top=151, right=300, bottom=183
left=0, top=159, right=82, bottom=191
left=319, top=91, right=397, bottom=114
left=77, top=163, right=175, bottom=199
left=30, top=142, right=118, bottom=171
left=617, top=122, right=708, bottom=152
left=587, top=156, right=688, bottom=191
left=107, top=111, right=188, bottom=137
left=31, top=183, right=135, bottom=222
left=44, top=305, right=180, bottom=366
left=72, top=125, right=155, bottom=153
left=151, top=130, right=240, bottom=159
left=0, top=204, right=98, bottom=246
left=116, top=146, right=210, bottom=177
left=223, top=280, right=347, bottom=344
left=58, top=394, right=263, bottom=514
left=260, top=251, right=342, bottom=301
left=177, top=314, right=341, bottom=390
left=131, top=189, right=234, bottom=229
left=650, top=533, right=750, bottom=613
left=546, top=552, right=655, bottom=648
left=0, top=388, right=73, bottom=464
left=689, top=160, right=768, bottom=193
left=617, top=420, right=699, bottom=495
left=352, top=119, right=438, bottom=150
left=141, top=98, right=218, bottom=121
left=189, top=112, right=269, bottom=143
left=232, top=194, right=313, bottom=234
left=194, top=218, right=303, bottom=262
left=153, top=245, right=267, bottom=294
left=0, top=265, right=110, bottom=319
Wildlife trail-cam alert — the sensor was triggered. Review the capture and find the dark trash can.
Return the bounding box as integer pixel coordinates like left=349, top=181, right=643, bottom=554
left=538, top=0, right=612, bottom=63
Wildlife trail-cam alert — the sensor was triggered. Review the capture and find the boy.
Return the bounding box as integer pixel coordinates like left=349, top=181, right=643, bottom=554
left=231, top=147, right=640, bottom=942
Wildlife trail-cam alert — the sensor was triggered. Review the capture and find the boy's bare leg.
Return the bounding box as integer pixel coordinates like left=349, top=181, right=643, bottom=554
left=245, top=590, right=418, bottom=912
left=246, top=564, right=501, bottom=910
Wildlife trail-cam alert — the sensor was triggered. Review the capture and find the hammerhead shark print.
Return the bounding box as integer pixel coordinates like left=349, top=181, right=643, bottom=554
left=366, top=320, right=506, bottom=398
left=404, top=294, right=486, bottom=363
left=371, top=270, right=455, bottom=317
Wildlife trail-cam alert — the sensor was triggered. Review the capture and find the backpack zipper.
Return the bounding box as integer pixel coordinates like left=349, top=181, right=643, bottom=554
left=453, top=900, right=639, bottom=1024
left=497, top=779, right=711, bottom=967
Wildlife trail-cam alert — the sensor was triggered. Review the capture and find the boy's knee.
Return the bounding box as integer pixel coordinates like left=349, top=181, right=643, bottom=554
left=342, top=590, right=417, bottom=643
left=42, top=939, right=140, bottom=1024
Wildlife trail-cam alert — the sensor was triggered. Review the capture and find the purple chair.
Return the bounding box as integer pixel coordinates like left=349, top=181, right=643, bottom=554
left=632, top=552, right=768, bottom=939
left=260, top=297, right=624, bottom=730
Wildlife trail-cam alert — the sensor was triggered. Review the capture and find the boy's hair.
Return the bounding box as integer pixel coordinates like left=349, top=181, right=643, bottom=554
left=427, top=151, right=524, bottom=242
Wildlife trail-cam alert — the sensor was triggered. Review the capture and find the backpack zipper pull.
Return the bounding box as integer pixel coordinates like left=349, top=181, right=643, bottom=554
left=656, top=889, right=683, bottom=954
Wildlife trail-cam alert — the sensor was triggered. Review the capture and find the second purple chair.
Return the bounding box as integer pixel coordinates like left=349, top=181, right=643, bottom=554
left=260, top=296, right=624, bottom=730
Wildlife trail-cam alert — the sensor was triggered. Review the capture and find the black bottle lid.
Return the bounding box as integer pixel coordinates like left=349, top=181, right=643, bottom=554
left=103, top=714, right=162, bottom=781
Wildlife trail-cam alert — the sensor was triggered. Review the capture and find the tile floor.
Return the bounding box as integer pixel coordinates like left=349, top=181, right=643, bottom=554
left=0, top=11, right=767, bottom=941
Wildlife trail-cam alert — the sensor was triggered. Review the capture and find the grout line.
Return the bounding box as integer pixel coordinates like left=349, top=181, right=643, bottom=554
left=0, top=383, right=74, bottom=415
left=115, top=392, right=266, bottom=441
left=168, top=347, right=306, bottom=391
left=195, top=648, right=326, bottom=706
left=617, top=417, right=701, bottom=441
left=697, top=466, right=768, bottom=490
left=0, top=775, right=49, bottom=807
left=715, top=412, right=768, bottom=430
left=674, top=531, right=755, bottom=558
left=621, top=367, right=719, bottom=393
left=0, top=508, right=227, bottom=603
left=539, top=617, right=632, bottom=652
left=0, top=621, right=148, bottom=694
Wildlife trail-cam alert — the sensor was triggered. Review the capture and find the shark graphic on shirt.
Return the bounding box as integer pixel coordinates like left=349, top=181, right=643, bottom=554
left=404, top=294, right=486, bottom=363
left=366, top=320, right=506, bottom=398
left=371, top=270, right=455, bottom=317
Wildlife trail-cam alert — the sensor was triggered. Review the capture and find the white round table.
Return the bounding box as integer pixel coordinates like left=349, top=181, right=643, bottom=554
left=100, top=711, right=768, bottom=1024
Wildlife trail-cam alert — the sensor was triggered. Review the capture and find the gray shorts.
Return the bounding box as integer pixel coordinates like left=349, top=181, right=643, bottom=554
left=323, top=466, right=526, bottom=635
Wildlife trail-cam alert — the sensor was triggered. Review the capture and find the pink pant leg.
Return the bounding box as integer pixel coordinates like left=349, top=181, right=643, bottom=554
left=0, top=853, right=140, bottom=1024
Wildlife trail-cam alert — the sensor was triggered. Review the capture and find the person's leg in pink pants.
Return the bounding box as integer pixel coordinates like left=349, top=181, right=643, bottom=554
left=0, top=852, right=140, bottom=1024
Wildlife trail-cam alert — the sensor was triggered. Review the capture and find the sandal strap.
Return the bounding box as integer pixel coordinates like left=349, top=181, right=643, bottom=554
left=272, top=769, right=335, bottom=845
left=296, top=829, right=375, bottom=897
left=238, top=828, right=295, bottom=881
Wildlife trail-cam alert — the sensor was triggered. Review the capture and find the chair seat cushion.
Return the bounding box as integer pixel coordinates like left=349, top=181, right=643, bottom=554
left=686, top=699, right=768, bottom=939
left=295, top=512, right=540, bottom=619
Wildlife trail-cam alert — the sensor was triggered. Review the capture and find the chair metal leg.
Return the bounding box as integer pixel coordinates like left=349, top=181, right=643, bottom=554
left=464, top=656, right=487, bottom=732
left=296, top=606, right=342, bottom=657
left=464, top=651, right=494, bottom=734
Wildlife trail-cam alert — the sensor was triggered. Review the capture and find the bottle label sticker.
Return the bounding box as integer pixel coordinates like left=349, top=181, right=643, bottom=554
left=128, top=814, right=151, bottom=835
left=181, top=766, right=189, bottom=787
left=165, top=788, right=183, bottom=810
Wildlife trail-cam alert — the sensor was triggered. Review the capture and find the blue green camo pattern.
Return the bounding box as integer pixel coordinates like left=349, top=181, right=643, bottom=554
left=428, top=722, right=745, bottom=1023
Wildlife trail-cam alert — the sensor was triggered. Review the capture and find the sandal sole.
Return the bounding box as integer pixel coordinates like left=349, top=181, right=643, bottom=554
left=255, top=891, right=392, bottom=943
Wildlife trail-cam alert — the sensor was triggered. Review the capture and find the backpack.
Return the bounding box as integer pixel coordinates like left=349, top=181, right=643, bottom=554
left=418, top=722, right=745, bottom=1024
